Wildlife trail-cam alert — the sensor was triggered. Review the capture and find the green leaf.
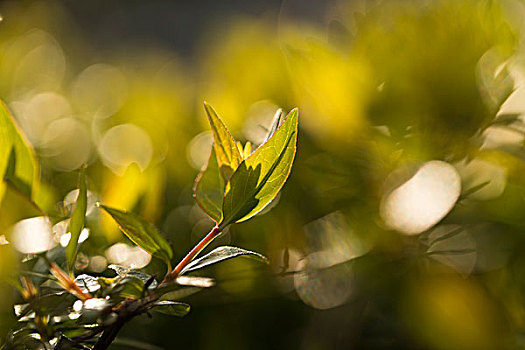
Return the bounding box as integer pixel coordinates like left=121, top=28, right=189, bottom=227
left=155, top=285, right=202, bottom=300
left=180, top=246, right=268, bottom=275
left=459, top=180, right=491, bottom=201
left=0, top=100, right=39, bottom=204
left=203, top=102, right=243, bottom=181
left=66, top=166, right=88, bottom=272
left=194, top=148, right=225, bottom=223
left=109, top=264, right=158, bottom=288
left=220, top=108, right=298, bottom=225
left=263, top=108, right=283, bottom=143
left=97, top=204, right=173, bottom=266
left=118, top=278, right=145, bottom=299
left=151, top=301, right=190, bottom=317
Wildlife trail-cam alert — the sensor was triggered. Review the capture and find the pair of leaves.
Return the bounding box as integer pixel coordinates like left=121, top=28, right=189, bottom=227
left=98, top=204, right=173, bottom=267
left=195, top=103, right=298, bottom=227
left=97, top=205, right=268, bottom=275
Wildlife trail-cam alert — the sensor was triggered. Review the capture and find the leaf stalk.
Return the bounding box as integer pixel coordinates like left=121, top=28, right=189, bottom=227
left=164, top=225, right=222, bottom=282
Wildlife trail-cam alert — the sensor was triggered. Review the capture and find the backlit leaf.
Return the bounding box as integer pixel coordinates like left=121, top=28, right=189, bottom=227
left=66, top=166, right=87, bottom=272
left=180, top=246, right=268, bottom=275
left=97, top=204, right=173, bottom=266
left=220, top=108, right=298, bottom=225
left=118, top=278, right=145, bottom=299
left=151, top=301, right=190, bottom=317
left=109, top=264, right=158, bottom=288
left=193, top=148, right=225, bottom=223
left=0, top=100, right=39, bottom=204
left=203, top=102, right=243, bottom=181
left=263, top=108, right=283, bottom=142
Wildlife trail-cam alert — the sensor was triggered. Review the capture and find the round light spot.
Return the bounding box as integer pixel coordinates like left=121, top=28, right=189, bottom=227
left=105, top=243, right=151, bottom=269
left=71, top=64, right=127, bottom=119
left=10, top=92, right=71, bottom=146
left=89, top=255, right=108, bottom=273
left=12, top=33, right=66, bottom=94
left=99, top=124, right=153, bottom=174
left=40, top=118, right=92, bottom=171
left=294, top=251, right=353, bottom=310
left=10, top=217, right=55, bottom=254
left=381, top=161, right=461, bottom=235
left=186, top=131, right=213, bottom=170
left=64, top=189, right=97, bottom=216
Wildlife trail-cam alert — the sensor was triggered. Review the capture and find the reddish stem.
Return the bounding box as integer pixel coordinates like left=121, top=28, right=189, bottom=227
left=164, top=225, right=222, bottom=282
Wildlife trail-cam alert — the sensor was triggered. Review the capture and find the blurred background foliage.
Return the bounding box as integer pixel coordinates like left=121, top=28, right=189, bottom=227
left=2, top=0, right=525, bottom=348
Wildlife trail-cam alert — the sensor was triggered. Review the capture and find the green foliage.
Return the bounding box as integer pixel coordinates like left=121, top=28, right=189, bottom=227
left=180, top=246, right=268, bottom=275
left=97, top=204, right=173, bottom=267
left=221, top=108, right=298, bottom=225
left=203, top=102, right=243, bottom=181
left=0, top=101, right=297, bottom=349
left=195, top=105, right=298, bottom=227
left=66, top=166, right=88, bottom=273
left=194, top=148, right=225, bottom=223
left=2, top=1, right=524, bottom=349
left=0, top=100, right=39, bottom=204
left=151, top=301, right=191, bottom=317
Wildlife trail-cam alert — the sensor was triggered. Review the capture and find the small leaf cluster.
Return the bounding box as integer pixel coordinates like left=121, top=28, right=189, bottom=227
left=1, top=101, right=297, bottom=350
left=195, top=103, right=298, bottom=227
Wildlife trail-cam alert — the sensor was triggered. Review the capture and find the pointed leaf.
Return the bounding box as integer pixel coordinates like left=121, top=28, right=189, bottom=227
left=97, top=204, right=173, bottom=265
left=203, top=102, right=243, bottom=181
left=66, top=166, right=87, bottom=272
left=193, top=148, right=225, bottom=223
left=118, top=278, right=145, bottom=299
left=243, top=141, right=252, bottom=158
left=181, top=246, right=268, bottom=275
left=0, top=100, right=39, bottom=204
left=459, top=181, right=491, bottom=200
left=151, top=301, right=190, bottom=317
left=263, top=108, right=284, bottom=142
left=221, top=108, right=298, bottom=225
left=109, top=264, right=158, bottom=288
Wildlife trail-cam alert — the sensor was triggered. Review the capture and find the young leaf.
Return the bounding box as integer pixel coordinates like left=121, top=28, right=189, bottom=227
left=151, top=301, right=190, bottom=317
left=263, top=108, right=283, bottom=142
left=180, top=246, right=268, bottom=275
left=109, top=264, right=158, bottom=289
left=118, top=278, right=146, bottom=299
left=0, top=100, right=39, bottom=204
left=97, top=204, right=173, bottom=266
left=220, top=108, right=298, bottom=226
left=203, top=102, right=243, bottom=181
left=66, top=166, right=87, bottom=272
left=193, top=148, right=225, bottom=223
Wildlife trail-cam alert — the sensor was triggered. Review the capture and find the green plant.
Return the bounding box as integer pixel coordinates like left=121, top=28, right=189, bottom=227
left=1, top=101, right=298, bottom=349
